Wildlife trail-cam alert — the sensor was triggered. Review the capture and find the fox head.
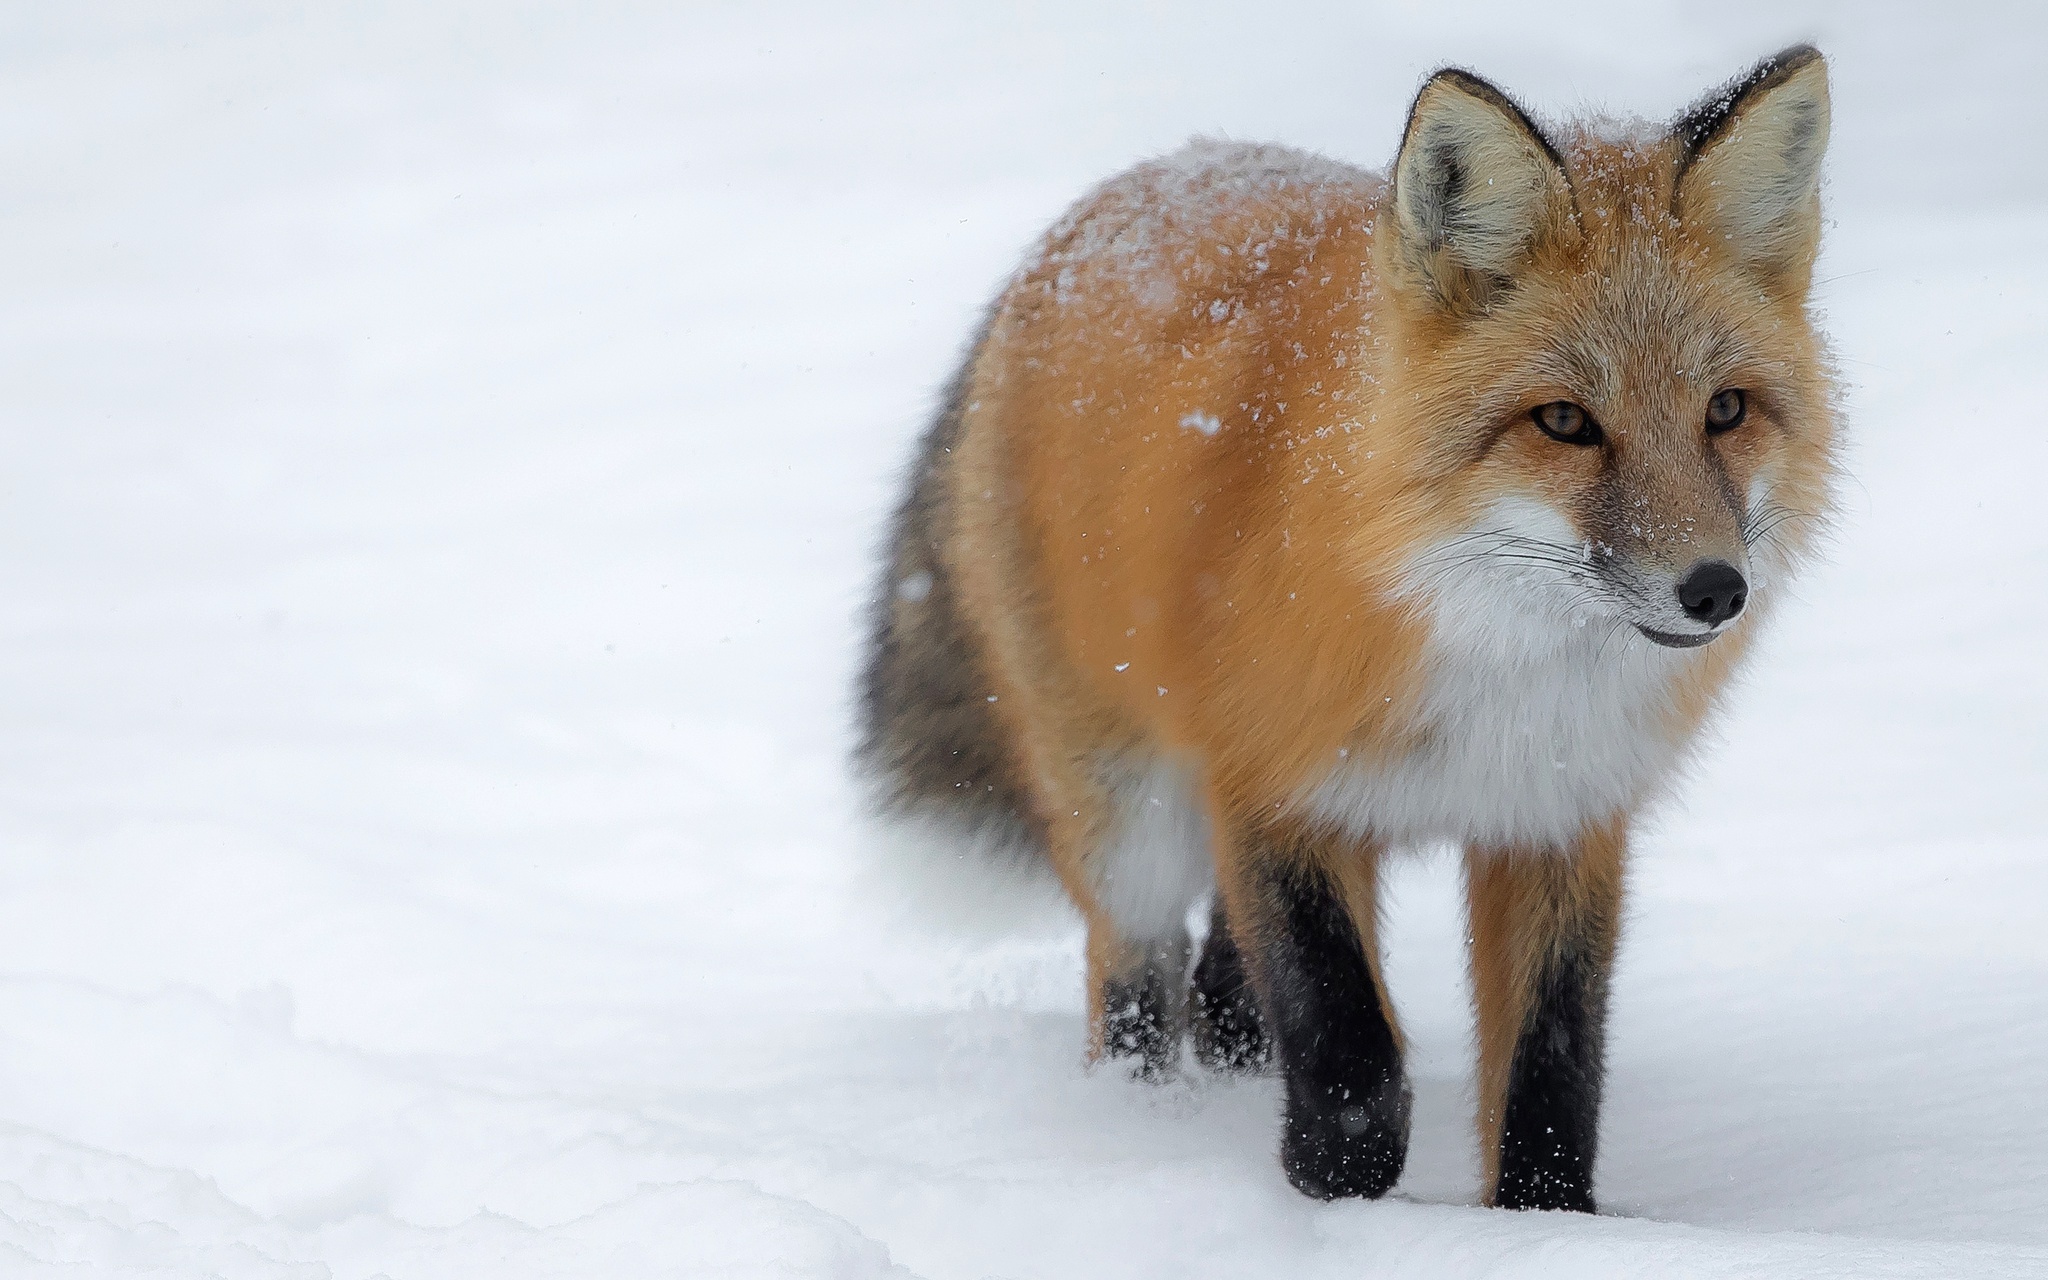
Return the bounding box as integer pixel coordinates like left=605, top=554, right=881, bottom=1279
left=1373, top=48, right=1837, bottom=652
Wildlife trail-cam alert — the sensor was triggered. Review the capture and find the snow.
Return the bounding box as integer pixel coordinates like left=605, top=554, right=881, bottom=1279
left=0, top=1, right=2044, bottom=1275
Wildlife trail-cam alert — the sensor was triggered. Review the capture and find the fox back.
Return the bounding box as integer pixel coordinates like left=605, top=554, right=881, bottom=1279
left=860, top=48, right=1837, bottom=1212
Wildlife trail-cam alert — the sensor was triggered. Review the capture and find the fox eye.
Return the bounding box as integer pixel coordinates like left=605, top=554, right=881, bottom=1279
left=1706, top=388, right=1747, bottom=433
left=1532, top=401, right=1602, bottom=446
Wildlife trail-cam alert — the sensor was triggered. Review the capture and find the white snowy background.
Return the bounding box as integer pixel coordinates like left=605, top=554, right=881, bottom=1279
left=2, top=2, right=2044, bottom=1275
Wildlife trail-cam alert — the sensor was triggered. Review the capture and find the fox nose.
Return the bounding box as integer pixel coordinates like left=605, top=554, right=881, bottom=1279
left=1676, top=559, right=1748, bottom=627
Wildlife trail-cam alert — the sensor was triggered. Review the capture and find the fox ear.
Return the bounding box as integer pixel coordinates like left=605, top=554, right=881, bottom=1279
left=1386, top=68, right=1575, bottom=315
left=1674, top=46, right=1831, bottom=283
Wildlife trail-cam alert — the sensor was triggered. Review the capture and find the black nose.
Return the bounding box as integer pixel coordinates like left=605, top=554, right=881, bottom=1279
left=1676, top=559, right=1748, bottom=627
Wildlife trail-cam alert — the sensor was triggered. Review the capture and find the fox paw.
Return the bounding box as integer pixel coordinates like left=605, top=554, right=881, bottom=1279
left=1101, top=976, right=1180, bottom=1081
left=1280, top=1074, right=1411, bottom=1200
left=1189, top=979, right=1270, bottom=1073
left=1493, top=1160, right=1596, bottom=1214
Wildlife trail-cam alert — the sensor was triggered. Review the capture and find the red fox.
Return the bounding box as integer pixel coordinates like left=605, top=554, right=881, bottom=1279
left=859, top=47, right=1836, bottom=1212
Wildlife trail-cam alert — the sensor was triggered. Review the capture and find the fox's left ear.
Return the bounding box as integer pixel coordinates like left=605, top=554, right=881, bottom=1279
left=1674, top=46, right=1831, bottom=283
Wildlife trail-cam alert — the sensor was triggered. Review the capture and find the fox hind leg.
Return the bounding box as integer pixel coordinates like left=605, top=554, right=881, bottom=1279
left=1190, top=897, right=1270, bottom=1072
left=1093, top=929, right=1192, bottom=1079
left=1053, top=757, right=1213, bottom=1079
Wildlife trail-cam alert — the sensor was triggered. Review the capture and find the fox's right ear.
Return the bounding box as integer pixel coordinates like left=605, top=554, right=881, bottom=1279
left=1385, top=68, right=1576, bottom=316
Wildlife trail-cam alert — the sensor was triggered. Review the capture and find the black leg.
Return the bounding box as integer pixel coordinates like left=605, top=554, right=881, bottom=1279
left=1493, top=944, right=1606, bottom=1212
left=1190, top=899, right=1270, bottom=1072
left=1467, top=830, right=1624, bottom=1213
left=1245, top=853, right=1409, bottom=1200
left=1099, top=934, right=1189, bottom=1080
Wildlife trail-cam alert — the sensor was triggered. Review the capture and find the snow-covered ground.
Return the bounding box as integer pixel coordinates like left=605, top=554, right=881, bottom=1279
left=1, top=2, right=2045, bottom=1275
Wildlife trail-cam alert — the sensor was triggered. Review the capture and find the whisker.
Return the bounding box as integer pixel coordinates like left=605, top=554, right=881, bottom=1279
left=1594, top=612, right=1638, bottom=664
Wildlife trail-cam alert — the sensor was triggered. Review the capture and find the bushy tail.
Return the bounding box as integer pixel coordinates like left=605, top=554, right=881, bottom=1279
left=854, top=320, right=1044, bottom=872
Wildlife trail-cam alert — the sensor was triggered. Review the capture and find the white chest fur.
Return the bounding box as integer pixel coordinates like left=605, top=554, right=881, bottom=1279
left=1299, top=504, right=1707, bottom=851
left=1301, top=627, right=1692, bottom=850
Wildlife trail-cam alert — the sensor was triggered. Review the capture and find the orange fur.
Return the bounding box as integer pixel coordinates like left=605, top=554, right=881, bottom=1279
left=871, top=49, right=1838, bottom=1206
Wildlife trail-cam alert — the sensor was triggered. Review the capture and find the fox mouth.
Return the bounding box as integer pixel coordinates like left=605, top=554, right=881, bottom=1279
left=1634, top=624, right=1717, bottom=649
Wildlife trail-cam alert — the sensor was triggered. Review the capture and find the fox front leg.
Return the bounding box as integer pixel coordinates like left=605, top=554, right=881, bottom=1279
left=1466, top=822, right=1626, bottom=1212
left=1225, top=829, right=1409, bottom=1199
